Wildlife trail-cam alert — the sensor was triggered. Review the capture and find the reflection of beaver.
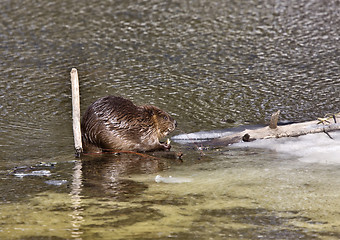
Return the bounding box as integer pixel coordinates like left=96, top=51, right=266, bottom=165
left=81, top=96, right=177, bottom=153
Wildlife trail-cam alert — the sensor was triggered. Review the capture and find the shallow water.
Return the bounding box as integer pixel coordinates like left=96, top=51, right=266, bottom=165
left=1, top=0, right=340, bottom=239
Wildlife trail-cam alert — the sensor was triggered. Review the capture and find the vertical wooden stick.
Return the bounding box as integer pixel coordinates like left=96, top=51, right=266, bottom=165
left=269, top=110, right=280, bottom=129
left=70, top=68, right=83, bottom=156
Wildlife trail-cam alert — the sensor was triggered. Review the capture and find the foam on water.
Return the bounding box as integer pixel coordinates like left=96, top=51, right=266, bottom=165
left=233, top=131, right=340, bottom=164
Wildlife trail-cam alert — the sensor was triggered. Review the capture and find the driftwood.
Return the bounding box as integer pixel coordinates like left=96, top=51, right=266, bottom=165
left=70, top=68, right=83, bottom=156
left=210, top=112, right=340, bottom=146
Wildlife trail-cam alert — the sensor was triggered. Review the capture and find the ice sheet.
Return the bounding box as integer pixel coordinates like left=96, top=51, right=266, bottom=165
left=233, top=132, right=340, bottom=164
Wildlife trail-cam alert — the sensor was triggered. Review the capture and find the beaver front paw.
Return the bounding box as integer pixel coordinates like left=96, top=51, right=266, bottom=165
left=160, top=142, right=171, bottom=151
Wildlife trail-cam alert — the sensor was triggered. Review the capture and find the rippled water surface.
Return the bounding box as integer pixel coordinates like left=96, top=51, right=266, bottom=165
left=1, top=0, right=340, bottom=239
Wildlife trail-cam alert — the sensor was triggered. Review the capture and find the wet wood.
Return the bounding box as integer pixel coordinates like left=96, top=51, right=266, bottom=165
left=269, top=110, right=280, bottom=129
left=70, top=68, right=83, bottom=156
left=210, top=112, right=340, bottom=146
left=82, top=149, right=183, bottom=161
left=148, top=150, right=183, bottom=161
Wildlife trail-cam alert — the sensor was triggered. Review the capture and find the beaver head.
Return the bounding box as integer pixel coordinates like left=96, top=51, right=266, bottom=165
left=141, top=105, right=177, bottom=139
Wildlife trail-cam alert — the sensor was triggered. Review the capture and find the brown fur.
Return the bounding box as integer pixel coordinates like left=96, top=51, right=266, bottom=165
left=81, top=96, right=177, bottom=153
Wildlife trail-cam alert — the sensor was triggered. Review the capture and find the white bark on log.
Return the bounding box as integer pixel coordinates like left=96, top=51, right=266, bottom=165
left=210, top=115, right=340, bottom=146
left=70, top=68, right=83, bottom=155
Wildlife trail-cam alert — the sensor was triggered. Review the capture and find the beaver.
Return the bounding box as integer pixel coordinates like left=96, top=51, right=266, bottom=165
left=81, top=96, right=177, bottom=153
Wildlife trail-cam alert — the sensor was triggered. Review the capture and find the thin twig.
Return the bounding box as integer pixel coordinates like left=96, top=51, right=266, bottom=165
left=323, top=129, right=334, bottom=140
left=83, top=150, right=158, bottom=159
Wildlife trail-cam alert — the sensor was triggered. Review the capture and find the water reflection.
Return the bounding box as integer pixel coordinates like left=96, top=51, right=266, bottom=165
left=70, top=160, right=84, bottom=240
left=80, top=153, right=182, bottom=200
left=1, top=147, right=340, bottom=239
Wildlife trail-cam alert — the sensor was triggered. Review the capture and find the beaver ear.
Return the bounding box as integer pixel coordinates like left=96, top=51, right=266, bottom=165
left=141, top=105, right=155, bottom=115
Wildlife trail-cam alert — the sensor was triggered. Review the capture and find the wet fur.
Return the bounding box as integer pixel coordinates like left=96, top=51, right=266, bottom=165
left=81, top=96, right=176, bottom=153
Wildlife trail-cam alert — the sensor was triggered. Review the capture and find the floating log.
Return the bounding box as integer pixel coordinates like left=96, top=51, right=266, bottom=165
left=209, top=112, right=340, bottom=146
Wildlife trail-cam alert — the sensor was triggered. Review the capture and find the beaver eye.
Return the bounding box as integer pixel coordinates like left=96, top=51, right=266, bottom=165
left=163, top=116, right=168, bottom=121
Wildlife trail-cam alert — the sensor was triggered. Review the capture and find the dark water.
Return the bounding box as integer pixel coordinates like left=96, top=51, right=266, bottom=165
left=1, top=0, right=340, bottom=239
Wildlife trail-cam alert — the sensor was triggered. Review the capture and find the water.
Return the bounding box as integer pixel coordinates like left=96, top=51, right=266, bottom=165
left=1, top=0, right=340, bottom=239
